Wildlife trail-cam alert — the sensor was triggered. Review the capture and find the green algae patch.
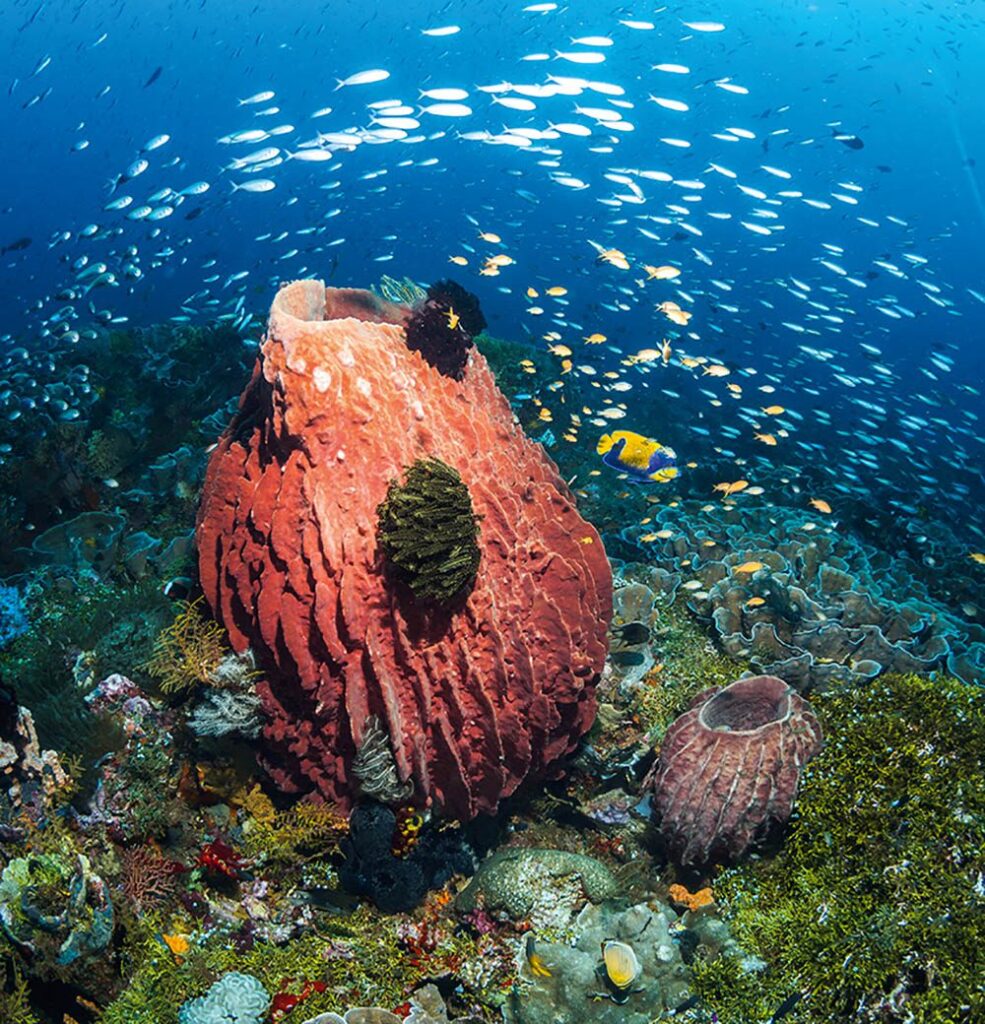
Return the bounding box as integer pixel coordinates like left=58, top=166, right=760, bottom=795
left=693, top=672, right=985, bottom=1024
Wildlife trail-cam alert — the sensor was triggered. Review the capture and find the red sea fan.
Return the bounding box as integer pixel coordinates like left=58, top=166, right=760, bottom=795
left=650, top=674, right=823, bottom=865
left=196, top=280, right=612, bottom=821
left=120, top=845, right=181, bottom=912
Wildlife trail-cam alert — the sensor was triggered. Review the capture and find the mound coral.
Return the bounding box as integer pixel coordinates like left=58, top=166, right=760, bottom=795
left=178, top=971, right=270, bottom=1024
left=197, top=280, right=611, bottom=820
left=649, top=675, right=822, bottom=865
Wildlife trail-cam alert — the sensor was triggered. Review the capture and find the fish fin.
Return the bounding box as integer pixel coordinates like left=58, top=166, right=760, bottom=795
left=596, top=433, right=615, bottom=455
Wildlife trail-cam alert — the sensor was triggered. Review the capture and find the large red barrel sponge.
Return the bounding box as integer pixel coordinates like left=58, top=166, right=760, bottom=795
left=196, top=280, right=612, bottom=821
left=650, top=675, right=823, bottom=865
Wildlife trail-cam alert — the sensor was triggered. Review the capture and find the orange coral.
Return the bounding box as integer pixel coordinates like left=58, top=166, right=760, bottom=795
left=668, top=883, right=715, bottom=912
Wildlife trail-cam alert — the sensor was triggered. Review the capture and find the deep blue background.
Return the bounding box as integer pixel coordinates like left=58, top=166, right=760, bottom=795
left=1, top=0, right=983, bottom=527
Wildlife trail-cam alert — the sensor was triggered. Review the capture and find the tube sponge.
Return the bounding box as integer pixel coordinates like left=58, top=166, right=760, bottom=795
left=178, top=972, right=270, bottom=1024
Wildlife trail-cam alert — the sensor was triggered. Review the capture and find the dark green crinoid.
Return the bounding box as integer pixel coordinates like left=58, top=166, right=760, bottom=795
left=376, top=458, right=481, bottom=605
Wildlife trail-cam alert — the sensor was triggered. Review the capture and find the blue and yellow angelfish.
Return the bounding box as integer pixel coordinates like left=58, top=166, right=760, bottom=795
left=597, top=430, right=678, bottom=484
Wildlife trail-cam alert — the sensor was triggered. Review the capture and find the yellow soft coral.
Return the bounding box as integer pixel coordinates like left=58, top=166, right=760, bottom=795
left=242, top=800, right=348, bottom=863
left=144, top=597, right=227, bottom=694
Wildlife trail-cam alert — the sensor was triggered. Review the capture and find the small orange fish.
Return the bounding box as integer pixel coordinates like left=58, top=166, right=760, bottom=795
left=733, top=561, right=766, bottom=574
left=761, top=404, right=786, bottom=415
left=755, top=432, right=777, bottom=445
left=746, top=596, right=766, bottom=608
left=970, top=552, right=985, bottom=565
left=446, top=308, right=460, bottom=330
left=809, top=498, right=833, bottom=514
left=714, top=480, right=749, bottom=496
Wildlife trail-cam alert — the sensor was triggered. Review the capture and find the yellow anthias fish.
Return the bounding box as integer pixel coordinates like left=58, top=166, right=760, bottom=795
left=661, top=338, right=672, bottom=364
left=548, top=344, right=573, bottom=357
left=714, top=479, right=749, bottom=496
left=488, top=253, right=514, bottom=266
left=448, top=255, right=468, bottom=266
left=746, top=596, right=766, bottom=608
left=762, top=405, right=786, bottom=415
left=645, top=264, right=681, bottom=280
left=597, top=247, right=630, bottom=269
left=755, top=432, right=777, bottom=445
left=970, top=552, right=985, bottom=565
left=810, top=498, right=833, bottom=514
left=526, top=286, right=539, bottom=298
left=733, top=560, right=767, bottom=574
left=479, top=230, right=501, bottom=243
left=584, top=332, right=607, bottom=344
left=703, top=363, right=730, bottom=377
left=597, top=430, right=678, bottom=483
left=659, top=300, right=692, bottom=325
left=446, top=308, right=460, bottom=330
left=546, top=285, right=568, bottom=296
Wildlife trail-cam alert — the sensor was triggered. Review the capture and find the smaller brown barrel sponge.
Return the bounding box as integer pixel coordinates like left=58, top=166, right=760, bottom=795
left=650, top=675, right=822, bottom=865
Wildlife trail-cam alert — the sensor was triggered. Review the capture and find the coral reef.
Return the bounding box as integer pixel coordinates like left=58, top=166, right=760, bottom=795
left=197, top=280, right=611, bottom=820
left=650, top=675, right=822, bottom=865
left=0, top=689, right=69, bottom=832
left=376, top=457, right=481, bottom=605
left=30, top=511, right=126, bottom=576
left=144, top=598, right=229, bottom=695
left=456, top=847, right=618, bottom=924
left=612, top=498, right=984, bottom=688
left=188, top=687, right=264, bottom=739
left=339, top=802, right=474, bottom=912
left=507, top=900, right=692, bottom=1024
left=692, top=672, right=984, bottom=1023
left=0, top=853, right=114, bottom=991
left=0, top=584, right=29, bottom=648
left=178, top=971, right=270, bottom=1024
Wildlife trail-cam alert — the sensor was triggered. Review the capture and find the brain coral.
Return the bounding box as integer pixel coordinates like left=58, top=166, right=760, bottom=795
left=649, top=674, right=822, bottom=865
left=196, top=281, right=611, bottom=820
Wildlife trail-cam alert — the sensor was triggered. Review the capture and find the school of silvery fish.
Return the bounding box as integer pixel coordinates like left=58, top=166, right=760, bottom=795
left=1, top=0, right=982, bottom=576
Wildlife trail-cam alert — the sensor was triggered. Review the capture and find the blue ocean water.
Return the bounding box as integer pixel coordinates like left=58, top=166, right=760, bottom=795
left=1, top=4, right=984, bottom=1023
left=2, top=0, right=983, bottom=531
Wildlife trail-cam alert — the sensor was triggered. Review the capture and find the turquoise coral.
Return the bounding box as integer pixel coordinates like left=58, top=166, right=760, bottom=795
left=0, top=853, right=114, bottom=970
left=178, top=971, right=270, bottom=1024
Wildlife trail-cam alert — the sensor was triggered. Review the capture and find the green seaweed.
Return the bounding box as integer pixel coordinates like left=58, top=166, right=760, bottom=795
left=692, top=672, right=985, bottom=1024
left=0, top=960, right=40, bottom=1024
left=377, top=457, right=481, bottom=605
left=0, top=579, right=169, bottom=757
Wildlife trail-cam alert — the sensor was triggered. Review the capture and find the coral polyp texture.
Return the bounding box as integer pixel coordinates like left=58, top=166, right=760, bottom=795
left=650, top=674, right=823, bottom=865
left=196, top=280, right=612, bottom=820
